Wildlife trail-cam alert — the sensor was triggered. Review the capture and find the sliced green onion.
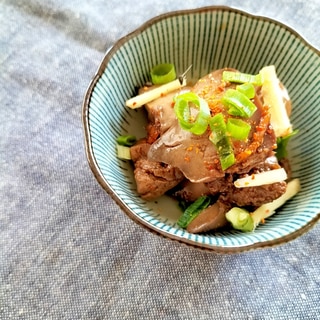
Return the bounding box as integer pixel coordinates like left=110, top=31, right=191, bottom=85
left=208, top=113, right=235, bottom=170
left=116, top=135, right=137, bottom=147
left=116, top=144, right=131, bottom=160
left=209, top=113, right=227, bottom=144
left=225, top=207, right=254, bottom=232
left=236, top=83, right=255, bottom=99
left=151, top=63, right=176, bottom=85
left=226, top=118, right=251, bottom=141
left=177, top=196, right=211, bottom=228
left=174, top=92, right=210, bottom=135
left=215, top=137, right=236, bottom=170
left=276, top=129, right=299, bottom=160
left=222, top=71, right=262, bottom=86
left=221, top=89, right=257, bottom=118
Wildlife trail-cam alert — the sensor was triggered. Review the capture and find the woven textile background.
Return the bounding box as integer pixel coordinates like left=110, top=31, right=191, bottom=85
left=1, top=0, right=319, bottom=319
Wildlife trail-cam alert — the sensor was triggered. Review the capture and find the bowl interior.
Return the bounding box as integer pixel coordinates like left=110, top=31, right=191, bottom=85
left=84, top=7, right=320, bottom=252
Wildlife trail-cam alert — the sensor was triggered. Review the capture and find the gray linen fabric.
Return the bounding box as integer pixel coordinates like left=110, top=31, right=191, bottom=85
left=1, top=0, right=319, bottom=319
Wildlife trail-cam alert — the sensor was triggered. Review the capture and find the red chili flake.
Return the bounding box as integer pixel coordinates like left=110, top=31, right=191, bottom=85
left=146, top=124, right=160, bottom=144
left=256, top=125, right=265, bottom=132
left=266, top=125, right=274, bottom=134
left=216, top=85, right=225, bottom=93
left=262, top=105, right=270, bottom=115
left=236, top=150, right=252, bottom=162
left=205, top=161, right=214, bottom=170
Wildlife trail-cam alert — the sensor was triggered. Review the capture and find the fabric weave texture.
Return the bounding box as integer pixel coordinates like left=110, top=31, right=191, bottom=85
left=1, top=0, right=319, bottom=319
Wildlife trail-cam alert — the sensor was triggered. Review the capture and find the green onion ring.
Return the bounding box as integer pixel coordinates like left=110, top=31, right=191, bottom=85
left=174, top=92, right=210, bottom=135
left=222, top=71, right=262, bottom=86
left=150, top=63, right=177, bottom=85
left=225, top=207, right=254, bottom=232
left=209, top=113, right=227, bottom=144
left=236, top=83, right=255, bottom=99
left=227, top=118, right=251, bottom=141
left=116, top=135, right=137, bottom=146
left=221, top=89, right=257, bottom=118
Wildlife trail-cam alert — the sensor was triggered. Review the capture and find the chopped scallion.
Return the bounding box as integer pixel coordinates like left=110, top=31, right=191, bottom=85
left=177, top=196, right=211, bottom=228
left=221, top=89, right=257, bottom=118
left=222, top=71, right=262, bottom=86
left=225, top=207, right=254, bottom=232
left=226, top=118, right=251, bottom=141
left=215, top=137, right=236, bottom=170
left=116, top=135, right=137, bottom=146
left=236, top=82, right=255, bottom=99
left=208, top=113, right=236, bottom=170
left=116, top=144, right=131, bottom=160
left=174, top=92, right=211, bottom=135
left=209, top=113, right=227, bottom=144
left=150, top=63, right=177, bottom=85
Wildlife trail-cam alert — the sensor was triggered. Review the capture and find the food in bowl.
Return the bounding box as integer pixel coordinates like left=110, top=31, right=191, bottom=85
left=83, top=6, right=320, bottom=251
left=117, top=63, right=300, bottom=234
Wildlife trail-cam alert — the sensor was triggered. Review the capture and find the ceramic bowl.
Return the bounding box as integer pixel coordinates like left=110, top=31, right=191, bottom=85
left=82, top=6, right=320, bottom=253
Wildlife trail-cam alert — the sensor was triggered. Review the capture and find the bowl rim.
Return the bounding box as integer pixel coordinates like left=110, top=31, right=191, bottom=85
left=82, top=5, right=320, bottom=253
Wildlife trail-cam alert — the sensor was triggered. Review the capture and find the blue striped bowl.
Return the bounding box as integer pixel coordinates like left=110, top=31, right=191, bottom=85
left=83, top=6, right=320, bottom=252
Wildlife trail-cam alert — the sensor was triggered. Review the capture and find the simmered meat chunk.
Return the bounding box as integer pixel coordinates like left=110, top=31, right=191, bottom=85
left=130, top=139, right=184, bottom=200
left=219, top=181, right=287, bottom=207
